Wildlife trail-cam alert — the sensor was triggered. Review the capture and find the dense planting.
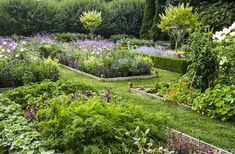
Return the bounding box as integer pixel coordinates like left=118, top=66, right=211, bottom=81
left=55, top=40, right=154, bottom=78
left=0, top=0, right=145, bottom=37
left=1, top=80, right=168, bottom=153
left=0, top=38, right=59, bottom=88
left=0, top=1, right=234, bottom=153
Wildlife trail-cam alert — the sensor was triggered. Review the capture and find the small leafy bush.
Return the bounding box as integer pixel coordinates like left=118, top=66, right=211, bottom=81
left=183, top=27, right=219, bottom=92
left=141, top=54, right=190, bottom=74
left=117, top=38, right=154, bottom=47
left=162, top=78, right=200, bottom=106
left=4, top=79, right=93, bottom=108
left=53, top=33, right=102, bottom=42
left=37, top=95, right=167, bottom=153
left=193, top=84, right=235, bottom=121
left=80, top=10, right=102, bottom=37
left=109, top=34, right=135, bottom=42
left=0, top=59, right=59, bottom=88
left=0, top=96, right=52, bottom=153
left=38, top=43, right=63, bottom=58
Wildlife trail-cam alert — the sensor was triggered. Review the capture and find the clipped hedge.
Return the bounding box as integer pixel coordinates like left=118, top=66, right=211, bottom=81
left=0, top=0, right=144, bottom=38
left=143, top=54, right=190, bottom=74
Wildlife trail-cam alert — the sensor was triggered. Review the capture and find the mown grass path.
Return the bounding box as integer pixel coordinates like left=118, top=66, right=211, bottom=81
left=59, top=66, right=235, bottom=152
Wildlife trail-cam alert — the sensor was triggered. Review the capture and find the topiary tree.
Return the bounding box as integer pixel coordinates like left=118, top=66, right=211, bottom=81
left=80, top=10, right=102, bottom=39
left=140, top=0, right=155, bottom=39
left=158, top=4, right=198, bottom=49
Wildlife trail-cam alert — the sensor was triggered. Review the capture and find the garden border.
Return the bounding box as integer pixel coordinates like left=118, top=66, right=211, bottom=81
left=60, top=64, right=158, bottom=82
left=128, top=83, right=232, bottom=153
left=128, top=83, right=191, bottom=110
left=169, top=129, right=232, bottom=154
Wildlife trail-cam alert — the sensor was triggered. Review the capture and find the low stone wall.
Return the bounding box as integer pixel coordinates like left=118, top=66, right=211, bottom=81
left=60, top=64, right=158, bottom=82
left=168, top=129, right=232, bottom=154
left=128, top=83, right=232, bottom=154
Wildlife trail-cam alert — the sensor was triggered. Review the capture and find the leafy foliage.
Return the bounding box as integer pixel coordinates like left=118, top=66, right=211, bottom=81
left=80, top=10, right=102, bottom=37
left=193, top=84, right=235, bottom=121
left=0, top=96, right=53, bottom=153
left=37, top=95, right=167, bottom=153
left=141, top=54, right=190, bottom=74
left=140, top=0, right=155, bottom=39
left=3, top=80, right=93, bottom=108
left=0, top=59, right=59, bottom=88
left=158, top=4, right=198, bottom=49
left=183, top=27, right=219, bottom=92
left=196, top=1, right=235, bottom=32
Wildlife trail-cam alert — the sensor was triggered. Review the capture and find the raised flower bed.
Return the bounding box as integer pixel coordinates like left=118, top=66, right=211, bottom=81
left=57, top=40, right=157, bottom=81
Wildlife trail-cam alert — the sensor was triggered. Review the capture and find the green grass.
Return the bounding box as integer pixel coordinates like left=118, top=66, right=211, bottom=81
left=59, top=66, right=235, bottom=151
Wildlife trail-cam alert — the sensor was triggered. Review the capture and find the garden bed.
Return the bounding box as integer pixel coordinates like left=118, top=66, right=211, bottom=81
left=60, top=64, right=158, bottom=81
left=128, top=83, right=191, bottom=110
left=168, top=129, right=232, bottom=154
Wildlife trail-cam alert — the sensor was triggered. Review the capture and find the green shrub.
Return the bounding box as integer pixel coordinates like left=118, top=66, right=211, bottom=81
left=38, top=43, right=63, bottom=58
left=4, top=79, right=93, bottom=108
left=0, top=96, right=48, bottom=153
left=37, top=95, right=167, bottom=153
left=0, top=0, right=63, bottom=35
left=0, top=0, right=144, bottom=38
left=183, top=28, right=219, bottom=92
left=107, top=0, right=145, bottom=37
left=196, top=1, right=235, bottom=32
left=109, top=34, right=135, bottom=42
left=162, top=77, right=200, bottom=105
left=0, top=59, right=59, bottom=88
left=193, top=84, right=235, bottom=121
left=143, top=54, right=190, bottom=74
left=140, top=0, right=155, bottom=39
left=117, top=38, right=154, bottom=47
left=53, top=33, right=102, bottom=42
left=59, top=0, right=106, bottom=34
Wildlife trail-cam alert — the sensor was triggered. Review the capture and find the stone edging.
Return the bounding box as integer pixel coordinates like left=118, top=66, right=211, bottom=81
left=128, top=83, right=232, bottom=153
left=60, top=64, right=158, bottom=82
left=128, top=84, right=191, bottom=110
left=169, top=129, right=232, bottom=154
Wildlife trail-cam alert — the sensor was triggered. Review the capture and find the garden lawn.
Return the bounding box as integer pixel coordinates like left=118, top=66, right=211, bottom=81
left=59, top=66, right=235, bottom=151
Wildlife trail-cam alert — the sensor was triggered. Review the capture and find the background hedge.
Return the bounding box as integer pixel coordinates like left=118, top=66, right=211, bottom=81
left=0, top=0, right=144, bottom=38
left=145, top=54, right=190, bottom=74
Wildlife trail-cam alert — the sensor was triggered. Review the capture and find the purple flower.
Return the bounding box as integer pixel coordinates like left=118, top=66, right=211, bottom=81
left=33, top=33, right=57, bottom=43
left=134, top=46, right=179, bottom=58
left=75, top=40, right=114, bottom=51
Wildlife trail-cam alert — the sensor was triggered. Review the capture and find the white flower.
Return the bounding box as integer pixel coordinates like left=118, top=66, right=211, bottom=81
left=22, top=41, right=26, bottom=45
left=2, top=42, right=7, bottom=45
left=1, top=49, right=5, bottom=52
left=6, top=49, right=10, bottom=53
left=219, top=57, right=229, bottom=66
left=15, top=54, right=19, bottom=58
left=222, top=28, right=231, bottom=35
left=229, top=22, right=235, bottom=31
left=230, top=32, right=235, bottom=37
left=20, top=48, right=25, bottom=52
